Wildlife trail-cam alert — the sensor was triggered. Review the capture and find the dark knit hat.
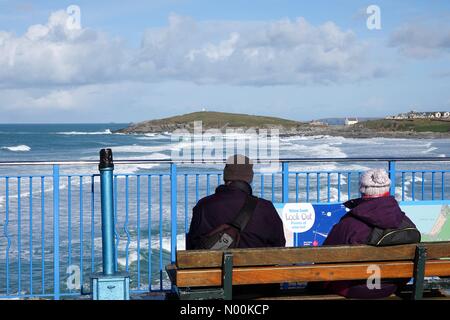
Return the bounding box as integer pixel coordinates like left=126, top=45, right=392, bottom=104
left=223, top=154, right=254, bottom=184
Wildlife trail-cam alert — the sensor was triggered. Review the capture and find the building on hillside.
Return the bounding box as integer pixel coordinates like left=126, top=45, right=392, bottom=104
left=345, top=118, right=359, bottom=126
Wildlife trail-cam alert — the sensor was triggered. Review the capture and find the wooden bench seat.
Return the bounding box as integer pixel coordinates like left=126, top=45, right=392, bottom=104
left=166, top=242, right=450, bottom=300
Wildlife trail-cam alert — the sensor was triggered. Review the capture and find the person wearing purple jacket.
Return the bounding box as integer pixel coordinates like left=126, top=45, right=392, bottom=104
left=186, top=154, right=286, bottom=250
left=320, top=169, right=416, bottom=299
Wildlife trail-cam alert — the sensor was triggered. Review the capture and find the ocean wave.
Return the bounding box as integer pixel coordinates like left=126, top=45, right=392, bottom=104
left=112, top=145, right=168, bottom=153
left=422, top=147, right=438, bottom=154
left=281, top=142, right=348, bottom=159
left=116, top=234, right=186, bottom=267
left=111, top=141, right=195, bottom=154
left=136, top=133, right=169, bottom=140
left=70, top=153, right=168, bottom=175
left=56, top=129, right=112, bottom=135
left=1, top=144, right=31, bottom=152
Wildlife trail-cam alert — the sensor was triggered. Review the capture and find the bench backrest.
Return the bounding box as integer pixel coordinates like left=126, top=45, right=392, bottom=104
left=176, top=242, right=450, bottom=269
left=170, top=242, right=450, bottom=289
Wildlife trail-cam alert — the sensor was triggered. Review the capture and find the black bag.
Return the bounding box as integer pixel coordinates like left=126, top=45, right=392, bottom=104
left=367, top=216, right=421, bottom=246
left=196, top=195, right=258, bottom=250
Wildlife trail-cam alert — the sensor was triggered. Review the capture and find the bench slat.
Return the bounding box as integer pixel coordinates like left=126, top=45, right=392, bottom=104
left=173, top=260, right=450, bottom=287
left=176, top=242, right=450, bottom=268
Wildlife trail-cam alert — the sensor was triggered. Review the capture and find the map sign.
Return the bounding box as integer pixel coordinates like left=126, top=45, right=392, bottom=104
left=275, top=201, right=450, bottom=247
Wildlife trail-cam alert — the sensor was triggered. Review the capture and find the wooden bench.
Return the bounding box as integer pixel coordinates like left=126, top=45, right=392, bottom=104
left=166, top=242, right=450, bottom=300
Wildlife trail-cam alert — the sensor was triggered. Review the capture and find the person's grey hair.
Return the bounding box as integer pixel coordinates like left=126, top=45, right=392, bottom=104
left=359, top=169, right=391, bottom=196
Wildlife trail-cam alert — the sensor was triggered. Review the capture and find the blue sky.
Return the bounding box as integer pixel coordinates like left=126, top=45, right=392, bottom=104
left=0, top=0, right=449, bottom=122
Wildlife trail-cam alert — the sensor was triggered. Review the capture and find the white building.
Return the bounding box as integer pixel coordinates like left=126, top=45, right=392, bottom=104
left=345, top=118, right=359, bottom=126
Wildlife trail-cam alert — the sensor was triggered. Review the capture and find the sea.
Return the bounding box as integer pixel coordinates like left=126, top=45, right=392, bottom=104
left=0, top=123, right=449, bottom=296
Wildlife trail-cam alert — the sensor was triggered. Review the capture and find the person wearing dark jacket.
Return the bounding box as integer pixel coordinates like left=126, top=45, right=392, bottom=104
left=319, top=169, right=416, bottom=299
left=186, top=154, right=286, bottom=250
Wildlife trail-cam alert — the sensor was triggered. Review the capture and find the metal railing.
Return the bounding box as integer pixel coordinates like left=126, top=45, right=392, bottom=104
left=0, top=156, right=449, bottom=299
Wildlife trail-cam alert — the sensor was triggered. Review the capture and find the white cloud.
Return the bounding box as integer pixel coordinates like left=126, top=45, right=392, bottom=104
left=0, top=11, right=383, bottom=91
left=0, top=10, right=129, bottom=87
left=136, top=14, right=381, bottom=85
left=389, top=23, right=450, bottom=59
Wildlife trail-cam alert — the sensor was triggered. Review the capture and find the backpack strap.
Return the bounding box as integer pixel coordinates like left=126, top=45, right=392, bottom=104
left=229, top=195, right=258, bottom=232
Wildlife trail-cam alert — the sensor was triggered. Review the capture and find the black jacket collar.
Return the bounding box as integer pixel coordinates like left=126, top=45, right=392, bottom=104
left=216, top=180, right=253, bottom=196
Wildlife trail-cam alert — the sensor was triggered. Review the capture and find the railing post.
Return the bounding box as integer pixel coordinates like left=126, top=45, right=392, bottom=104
left=388, top=160, right=396, bottom=197
left=99, top=149, right=116, bottom=275
left=92, top=149, right=130, bottom=300
left=170, top=163, right=177, bottom=264
left=282, top=162, right=289, bottom=203
left=53, top=164, right=60, bottom=300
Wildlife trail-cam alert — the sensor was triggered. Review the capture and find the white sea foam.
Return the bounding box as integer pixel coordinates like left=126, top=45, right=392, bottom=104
left=66, top=153, right=169, bottom=176
left=1, top=145, right=31, bottom=152
left=116, top=234, right=186, bottom=268
left=0, top=182, right=65, bottom=207
left=136, top=133, right=169, bottom=140
left=281, top=135, right=383, bottom=145
left=111, top=141, right=193, bottom=154
left=421, top=142, right=437, bottom=154
left=56, top=129, right=112, bottom=135
left=281, top=142, right=348, bottom=159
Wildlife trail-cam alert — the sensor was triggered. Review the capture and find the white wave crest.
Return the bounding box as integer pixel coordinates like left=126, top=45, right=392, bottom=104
left=116, top=234, right=186, bottom=268
left=70, top=153, right=168, bottom=175
left=56, top=129, right=112, bottom=135
left=1, top=144, right=31, bottom=152
left=280, top=142, right=347, bottom=159
left=422, top=147, right=438, bottom=154
left=112, top=142, right=193, bottom=154
left=136, top=133, right=169, bottom=140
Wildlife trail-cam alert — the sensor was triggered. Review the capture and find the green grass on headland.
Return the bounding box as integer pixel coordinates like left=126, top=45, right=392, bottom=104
left=117, top=111, right=308, bottom=134
left=359, top=119, right=450, bottom=133
left=147, top=111, right=304, bottom=128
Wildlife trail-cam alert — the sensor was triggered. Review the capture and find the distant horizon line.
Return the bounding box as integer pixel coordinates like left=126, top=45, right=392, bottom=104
left=0, top=117, right=381, bottom=125
left=0, top=122, right=130, bottom=125
left=3, top=109, right=450, bottom=125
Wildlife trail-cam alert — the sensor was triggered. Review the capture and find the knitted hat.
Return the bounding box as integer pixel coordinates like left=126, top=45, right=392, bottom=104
left=359, top=169, right=391, bottom=196
left=223, top=154, right=254, bottom=184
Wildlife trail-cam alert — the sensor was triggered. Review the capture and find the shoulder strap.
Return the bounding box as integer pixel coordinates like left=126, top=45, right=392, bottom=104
left=230, top=195, right=258, bottom=232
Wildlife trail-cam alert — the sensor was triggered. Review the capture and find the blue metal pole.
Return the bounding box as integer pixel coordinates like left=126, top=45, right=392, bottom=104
left=99, top=149, right=116, bottom=275
left=170, top=163, right=177, bottom=264
left=53, top=164, right=60, bottom=300
left=282, top=162, right=289, bottom=203
left=389, top=161, right=396, bottom=196
left=93, top=149, right=130, bottom=300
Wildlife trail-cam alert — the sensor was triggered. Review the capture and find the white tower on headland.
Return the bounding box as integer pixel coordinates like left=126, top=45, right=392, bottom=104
left=345, top=117, right=359, bottom=126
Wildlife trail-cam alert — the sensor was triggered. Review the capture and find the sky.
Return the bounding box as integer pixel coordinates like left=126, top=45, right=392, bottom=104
left=0, top=0, right=449, bottom=123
